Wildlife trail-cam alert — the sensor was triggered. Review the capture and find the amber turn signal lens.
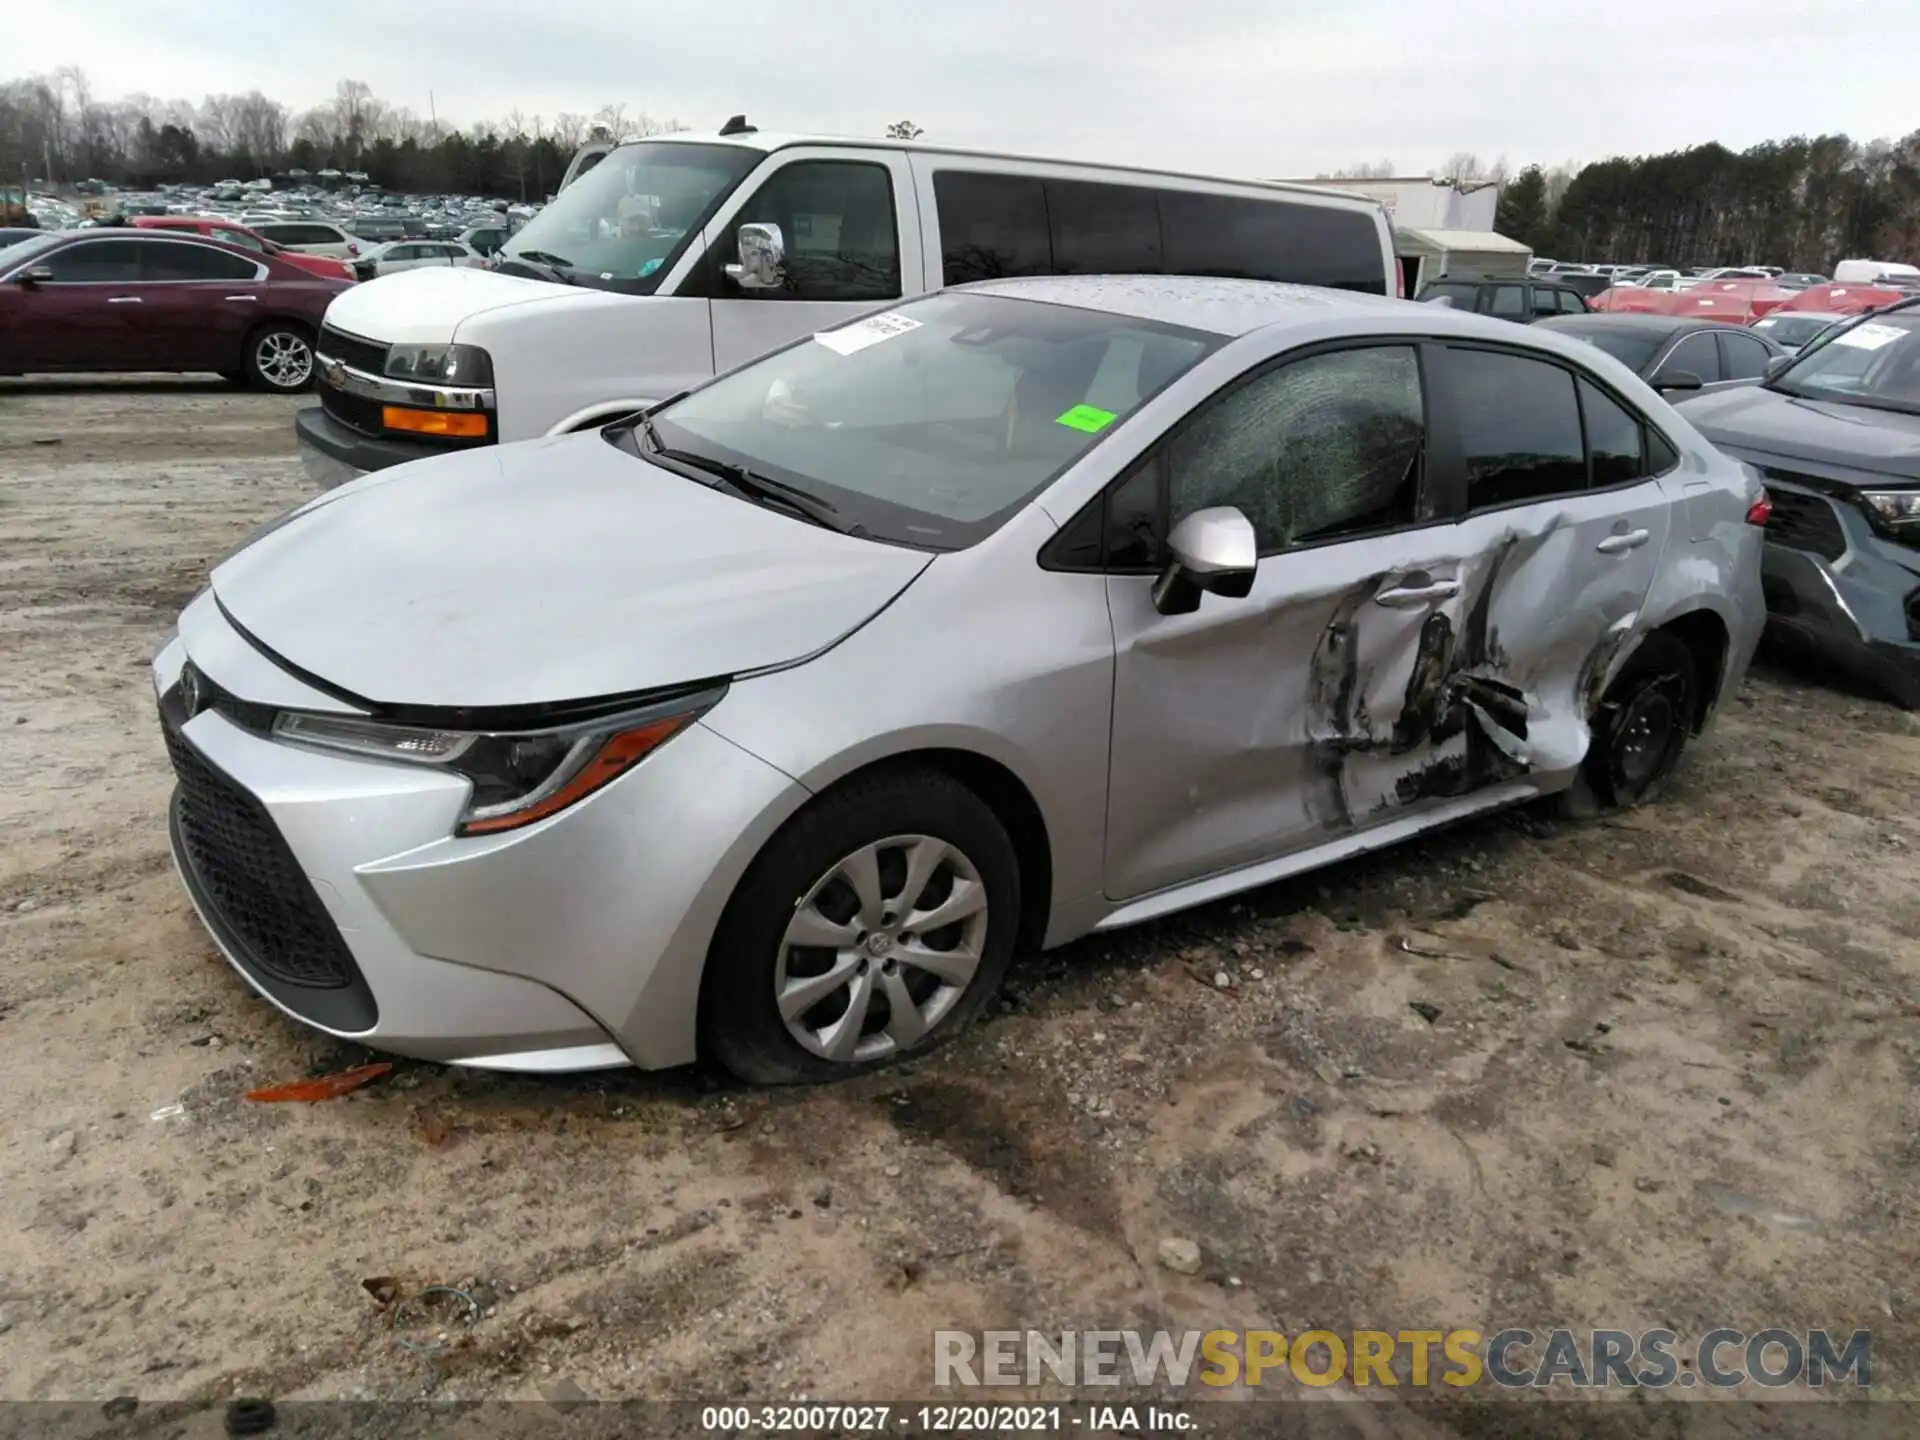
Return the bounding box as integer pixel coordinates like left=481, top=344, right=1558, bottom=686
left=381, top=405, right=488, bottom=438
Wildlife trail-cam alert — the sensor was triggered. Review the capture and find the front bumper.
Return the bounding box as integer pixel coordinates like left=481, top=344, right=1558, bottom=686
left=294, top=405, right=450, bottom=487
left=154, top=628, right=809, bottom=1070
left=1758, top=480, right=1920, bottom=708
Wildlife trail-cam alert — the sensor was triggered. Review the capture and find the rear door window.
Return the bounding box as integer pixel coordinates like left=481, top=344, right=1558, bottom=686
left=142, top=242, right=257, bottom=281
left=1447, top=348, right=1588, bottom=508
left=1047, top=180, right=1162, bottom=275
left=933, top=171, right=1051, bottom=285
left=1578, top=379, right=1647, bottom=486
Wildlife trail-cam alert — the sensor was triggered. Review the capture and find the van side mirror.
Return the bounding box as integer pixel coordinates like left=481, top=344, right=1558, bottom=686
left=725, top=222, right=785, bottom=291
left=1152, top=507, right=1258, bottom=616
left=1653, top=370, right=1703, bottom=393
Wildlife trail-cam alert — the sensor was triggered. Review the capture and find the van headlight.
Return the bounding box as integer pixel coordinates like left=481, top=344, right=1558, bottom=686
left=384, top=343, right=494, bottom=386
left=271, top=688, right=722, bottom=834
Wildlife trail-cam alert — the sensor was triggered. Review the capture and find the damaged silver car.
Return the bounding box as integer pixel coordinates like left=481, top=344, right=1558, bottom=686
left=155, top=276, right=1765, bottom=1084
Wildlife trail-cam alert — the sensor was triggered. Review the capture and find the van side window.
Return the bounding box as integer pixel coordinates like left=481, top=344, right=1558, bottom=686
left=934, top=172, right=1051, bottom=284
left=719, top=160, right=900, bottom=301
left=1047, top=181, right=1162, bottom=275
left=1159, top=191, right=1387, bottom=294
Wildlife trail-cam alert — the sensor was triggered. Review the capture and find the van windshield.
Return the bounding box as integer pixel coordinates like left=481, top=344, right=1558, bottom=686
left=497, top=141, right=759, bottom=294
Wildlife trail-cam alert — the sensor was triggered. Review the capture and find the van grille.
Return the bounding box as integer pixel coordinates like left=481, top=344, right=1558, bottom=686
left=318, top=324, right=389, bottom=376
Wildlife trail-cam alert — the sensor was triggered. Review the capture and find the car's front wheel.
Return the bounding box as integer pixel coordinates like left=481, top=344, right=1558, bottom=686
left=701, top=769, right=1021, bottom=1085
left=244, top=323, right=316, bottom=393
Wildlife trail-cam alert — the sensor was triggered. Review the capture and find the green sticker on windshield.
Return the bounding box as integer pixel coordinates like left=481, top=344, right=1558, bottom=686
left=1055, top=404, right=1117, bottom=434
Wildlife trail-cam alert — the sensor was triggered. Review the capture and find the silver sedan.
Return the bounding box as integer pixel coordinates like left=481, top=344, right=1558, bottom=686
left=155, top=276, right=1765, bottom=1083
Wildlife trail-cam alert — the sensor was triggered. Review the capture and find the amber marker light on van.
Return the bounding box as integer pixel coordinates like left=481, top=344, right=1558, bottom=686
left=382, top=405, right=488, bottom=438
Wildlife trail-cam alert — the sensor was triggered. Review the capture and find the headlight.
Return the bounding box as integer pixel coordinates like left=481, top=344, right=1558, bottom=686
left=271, top=688, right=721, bottom=835
left=1860, top=490, right=1920, bottom=540
left=384, top=343, right=494, bottom=387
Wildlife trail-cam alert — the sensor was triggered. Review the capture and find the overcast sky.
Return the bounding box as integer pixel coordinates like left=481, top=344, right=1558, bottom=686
left=15, top=0, right=1920, bottom=177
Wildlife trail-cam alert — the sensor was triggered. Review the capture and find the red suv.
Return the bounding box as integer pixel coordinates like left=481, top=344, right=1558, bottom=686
left=0, top=230, right=348, bottom=390
left=130, top=216, right=356, bottom=283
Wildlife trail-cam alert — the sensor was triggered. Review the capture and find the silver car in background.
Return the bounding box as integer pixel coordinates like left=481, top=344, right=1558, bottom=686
left=155, top=277, right=1766, bottom=1084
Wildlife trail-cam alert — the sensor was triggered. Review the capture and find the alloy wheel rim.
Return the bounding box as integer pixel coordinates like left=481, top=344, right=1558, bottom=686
left=259, top=333, right=313, bottom=388
left=775, top=834, right=989, bottom=1064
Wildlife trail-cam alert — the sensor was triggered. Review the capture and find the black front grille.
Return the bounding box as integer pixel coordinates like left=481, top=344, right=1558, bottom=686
left=318, top=323, right=389, bottom=376
left=1763, top=484, right=1848, bottom=562
left=319, top=382, right=386, bottom=437
left=165, top=724, right=362, bottom=992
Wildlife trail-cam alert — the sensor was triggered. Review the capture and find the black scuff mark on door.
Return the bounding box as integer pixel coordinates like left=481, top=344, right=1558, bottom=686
left=1300, top=577, right=1387, bottom=833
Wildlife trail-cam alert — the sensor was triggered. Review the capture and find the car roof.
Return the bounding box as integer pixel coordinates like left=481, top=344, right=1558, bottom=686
left=959, top=275, right=1413, bottom=338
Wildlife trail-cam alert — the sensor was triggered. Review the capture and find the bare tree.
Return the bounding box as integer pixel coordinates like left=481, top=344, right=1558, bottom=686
left=885, top=120, right=924, bottom=140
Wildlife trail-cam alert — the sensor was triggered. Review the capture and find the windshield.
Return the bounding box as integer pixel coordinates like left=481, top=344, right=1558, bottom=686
left=1547, top=322, right=1665, bottom=372
left=497, top=141, right=759, bottom=294
left=641, top=291, right=1222, bottom=549
left=0, top=231, right=62, bottom=274
left=1770, top=310, right=1920, bottom=412
left=1753, top=315, right=1838, bottom=349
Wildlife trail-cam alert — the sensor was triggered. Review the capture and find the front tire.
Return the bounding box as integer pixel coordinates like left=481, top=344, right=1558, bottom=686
left=244, top=323, right=316, bottom=393
left=1559, top=631, right=1698, bottom=815
left=701, top=769, right=1021, bottom=1085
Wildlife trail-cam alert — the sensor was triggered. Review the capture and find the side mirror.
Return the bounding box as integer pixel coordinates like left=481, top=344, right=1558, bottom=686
left=17, top=267, right=54, bottom=287
left=1653, top=370, right=1703, bottom=393
left=1151, top=507, right=1258, bottom=616
left=1765, top=354, right=1793, bottom=379
left=725, top=222, right=785, bottom=291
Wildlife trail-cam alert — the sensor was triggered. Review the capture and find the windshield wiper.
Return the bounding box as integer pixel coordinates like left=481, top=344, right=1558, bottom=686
left=636, top=416, right=847, bottom=532
left=512, top=248, right=575, bottom=269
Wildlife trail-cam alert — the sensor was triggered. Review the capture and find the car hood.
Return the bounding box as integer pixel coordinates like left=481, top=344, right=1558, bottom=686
left=210, top=433, right=933, bottom=711
left=320, top=265, right=574, bottom=346
left=1680, top=385, right=1920, bottom=484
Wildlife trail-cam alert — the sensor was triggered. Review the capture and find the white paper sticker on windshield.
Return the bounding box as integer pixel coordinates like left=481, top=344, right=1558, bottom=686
left=1833, top=321, right=1905, bottom=352
left=813, top=312, right=922, bottom=356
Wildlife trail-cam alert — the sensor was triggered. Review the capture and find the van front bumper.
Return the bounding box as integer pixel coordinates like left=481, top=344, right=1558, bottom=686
left=294, top=406, right=479, bottom=487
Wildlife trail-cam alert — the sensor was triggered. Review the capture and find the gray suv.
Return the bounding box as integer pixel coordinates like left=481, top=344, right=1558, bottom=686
left=1679, top=297, right=1920, bottom=706
left=155, top=277, right=1764, bottom=1083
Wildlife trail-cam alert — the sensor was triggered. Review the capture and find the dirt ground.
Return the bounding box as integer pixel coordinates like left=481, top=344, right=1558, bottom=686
left=2, top=377, right=1918, bottom=1432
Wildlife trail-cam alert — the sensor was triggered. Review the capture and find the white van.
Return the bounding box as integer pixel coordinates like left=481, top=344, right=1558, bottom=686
left=295, top=127, right=1398, bottom=485
left=1832, top=258, right=1920, bottom=286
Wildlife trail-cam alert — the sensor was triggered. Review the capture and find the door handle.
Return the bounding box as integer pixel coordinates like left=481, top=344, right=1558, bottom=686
left=1595, top=529, right=1651, bottom=554
left=1374, top=578, right=1461, bottom=608
left=223, top=294, right=258, bottom=302
left=106, top=296, right=142, bottom=304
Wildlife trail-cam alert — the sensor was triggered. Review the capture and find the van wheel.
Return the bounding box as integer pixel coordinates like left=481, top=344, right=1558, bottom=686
left=700, top=770, right=1020, bottom=1085
left=245, top=323, right=316, bottom=392
left=1558, top=632, right=1697, bottom=815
